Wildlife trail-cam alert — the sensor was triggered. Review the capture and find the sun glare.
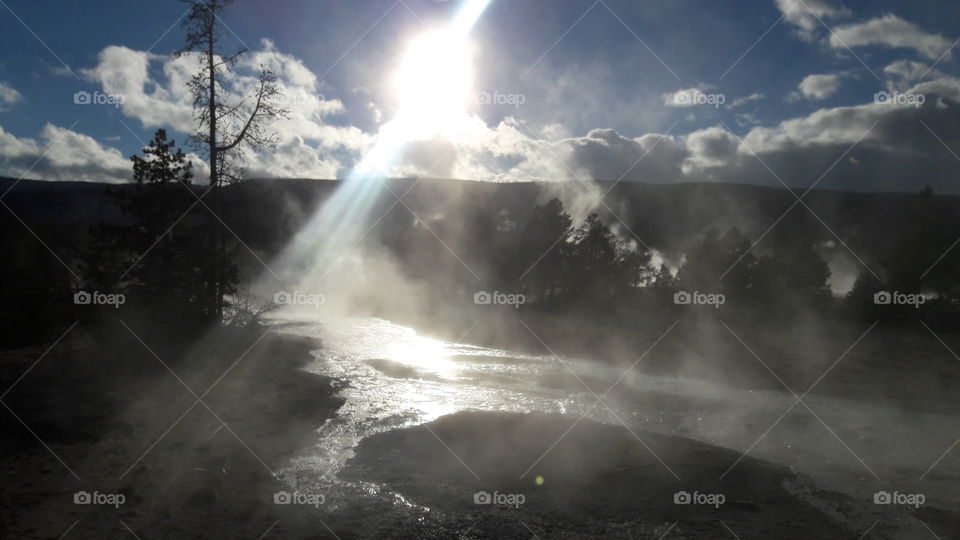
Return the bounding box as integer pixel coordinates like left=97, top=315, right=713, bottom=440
left=386, top=333, right=458, bottom=379
left=392, top=30, right=473, bottom=140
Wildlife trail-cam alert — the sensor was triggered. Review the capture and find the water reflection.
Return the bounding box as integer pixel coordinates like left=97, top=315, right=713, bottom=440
left=272, top=314, right=960, bottom=515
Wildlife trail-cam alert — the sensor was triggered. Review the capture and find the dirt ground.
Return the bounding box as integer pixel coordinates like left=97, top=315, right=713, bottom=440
left=0, top=324, right=343, bottom=539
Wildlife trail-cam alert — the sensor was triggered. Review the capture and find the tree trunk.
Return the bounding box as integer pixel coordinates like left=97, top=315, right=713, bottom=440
left=207, top=7, right=221, bottom=323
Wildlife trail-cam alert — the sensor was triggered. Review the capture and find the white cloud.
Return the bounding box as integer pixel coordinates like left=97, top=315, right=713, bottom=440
left=830, top=15, right=955, bottom=60
left=83, top=41, right=371, bottom=181
left=0, top=124, right=130, bottom=183
left=0, top=125, right=40, bottom=159
left=731, top=93, right=765, bottom=108
left=387, top=115, right=575, bottom=182
left=884, top=60, right=935, bottom=82
left=735, top=112, right=762, bottom=127
left=683, top=126, right=742, bottom=171
left=84, top=46, right=194, bottom=132
left=0, top=82, right=22, bottom=111
left=798, top=73, right=842, bottom=100
left=40, top=125, right=129, bottom=176
left=9, top=25, right=960, bottom=194
left=775, top=0, right=851, bottom=40
left=241, top=135, right=342, bottom=180
left=380, top=65, right=960, bottom=193
left=905, top=74, right=960, bottom=103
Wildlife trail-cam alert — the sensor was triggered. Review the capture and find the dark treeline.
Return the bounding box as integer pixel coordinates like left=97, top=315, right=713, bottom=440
left=3, top=131, right=960, bottom=347
left=375, top=187, right=960, bottom=326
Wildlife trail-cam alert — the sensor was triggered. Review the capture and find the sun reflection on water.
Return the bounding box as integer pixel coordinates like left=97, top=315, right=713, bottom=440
left=384, top=329, right=459, bottom=379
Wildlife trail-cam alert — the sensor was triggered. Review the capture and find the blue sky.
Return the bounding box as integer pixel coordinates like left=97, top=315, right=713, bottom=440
left=1, top=0, right=959, bottom=192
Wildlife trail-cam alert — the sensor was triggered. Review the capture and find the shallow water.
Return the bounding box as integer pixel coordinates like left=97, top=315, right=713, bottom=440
left=272, top=314, right=960, bottom=518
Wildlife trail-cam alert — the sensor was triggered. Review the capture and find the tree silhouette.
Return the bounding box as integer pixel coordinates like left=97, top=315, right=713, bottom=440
left=175, top=0, right=288, bottom=320
left=751, top=240, right=831, bottom=310
left=85, top=130, right=212, bottom=326
left=678, top=227, right=756, bottom=297
left=518, top=198, right=573, bottom=303
left=567, top=213, right=651, bottom=305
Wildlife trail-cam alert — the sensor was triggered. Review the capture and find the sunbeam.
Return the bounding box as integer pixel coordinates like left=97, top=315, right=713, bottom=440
left=268, top=0, right=492, bottom=290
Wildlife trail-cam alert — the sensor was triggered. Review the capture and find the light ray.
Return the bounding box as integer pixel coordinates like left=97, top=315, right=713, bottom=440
left=266, top=0, right=492, bottom=291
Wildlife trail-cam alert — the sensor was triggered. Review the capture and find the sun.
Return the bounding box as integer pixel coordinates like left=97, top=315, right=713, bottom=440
left=391, top=29, right=473, bottom=140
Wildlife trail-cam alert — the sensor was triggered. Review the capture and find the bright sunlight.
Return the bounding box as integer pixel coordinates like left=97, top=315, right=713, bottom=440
left=391, top=29, right=473, bottom=140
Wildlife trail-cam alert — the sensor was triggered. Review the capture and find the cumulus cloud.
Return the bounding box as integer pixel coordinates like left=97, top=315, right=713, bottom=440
left=0, top=124, right=130, bottom=183
left=82, top=40, right=371, bottom=181
left=884, top=60, right=937, bottom=83
left=0, top=125, right=40, bottom=160
left=797, top=73, right=842, bottom=100
left=830, top=15, right=955, bottom=60
left=84, top=46, right=195, bottom=132
left=388, top=115, right=574, bottom=182
left=7, top=21, right=960, bottom=196
left=775, top=0, right=851, bottom=40
left=883, top=60, right=943, bottom=93
left=384, top=64, right=960, bottom=194
left=743, top=76, right=960, bottom=159
left=683, top=127, right=741, bottom=170
left=565, top=129, right=686, bottom=182
left=0, top=82, right=22, bottom=111
left=905, top=74, right=960, bottom=103
left=416, top=63, right=960, bottom=193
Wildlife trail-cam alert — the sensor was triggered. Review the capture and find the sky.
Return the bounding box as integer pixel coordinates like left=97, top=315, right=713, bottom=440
left=1, top=0, right=959, bottom=192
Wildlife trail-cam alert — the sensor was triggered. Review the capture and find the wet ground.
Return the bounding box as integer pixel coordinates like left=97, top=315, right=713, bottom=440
left=271, top=314, right=960, bottom=538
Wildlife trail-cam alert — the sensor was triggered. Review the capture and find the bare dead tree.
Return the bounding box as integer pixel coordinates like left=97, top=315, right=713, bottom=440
left=174, top=0, right=288, bottom=321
